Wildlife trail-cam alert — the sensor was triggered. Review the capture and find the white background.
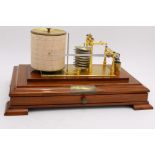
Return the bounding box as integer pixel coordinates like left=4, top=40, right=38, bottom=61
left=0, top=0, right=155, bottom=155
left=0, top=26, right=155, bottom=129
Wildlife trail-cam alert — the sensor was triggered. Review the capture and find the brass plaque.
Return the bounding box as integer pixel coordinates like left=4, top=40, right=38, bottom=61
left=70, top=85, right=96, bottom=94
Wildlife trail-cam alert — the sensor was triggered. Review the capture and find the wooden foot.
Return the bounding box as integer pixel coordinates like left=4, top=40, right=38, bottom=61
left=133, top=102, right=153, bottom=110
left=4, top=102, right=28, bottom=116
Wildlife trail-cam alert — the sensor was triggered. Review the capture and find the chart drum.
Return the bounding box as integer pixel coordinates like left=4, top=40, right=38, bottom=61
left=31, top=28, right=67, bottom=72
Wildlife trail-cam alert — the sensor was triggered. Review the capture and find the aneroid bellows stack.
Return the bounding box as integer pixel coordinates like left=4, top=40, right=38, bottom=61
left=74, top=46, right=91, bottom=70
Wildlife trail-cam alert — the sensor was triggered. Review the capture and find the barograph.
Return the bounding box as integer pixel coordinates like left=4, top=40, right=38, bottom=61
left=4, top=27, right=153, bottom=116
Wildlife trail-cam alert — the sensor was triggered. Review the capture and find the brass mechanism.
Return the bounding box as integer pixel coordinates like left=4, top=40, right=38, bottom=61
left=103, top=45, right=121, bottom=75
left=40, top=32, right=121, bottom=77
left=74, top=46, right=91, bottom=73
left=74, top=34, right=121, bottom=75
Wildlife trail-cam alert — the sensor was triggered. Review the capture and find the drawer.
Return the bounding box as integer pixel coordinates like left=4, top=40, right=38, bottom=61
left=10, top=93, right=148, bottom=106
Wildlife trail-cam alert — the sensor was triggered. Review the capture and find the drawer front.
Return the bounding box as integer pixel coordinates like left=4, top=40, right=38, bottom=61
left=11, top=93, right=148, bottom=106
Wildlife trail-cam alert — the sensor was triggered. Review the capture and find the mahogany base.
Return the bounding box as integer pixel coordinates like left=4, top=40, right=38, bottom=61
left=5, top=64, right=153, bottom=116
left=5, top=101, right=153, bottom=116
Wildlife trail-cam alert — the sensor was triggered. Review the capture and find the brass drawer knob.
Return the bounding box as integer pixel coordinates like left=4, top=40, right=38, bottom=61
left=81, top=95, right=88, bottom=104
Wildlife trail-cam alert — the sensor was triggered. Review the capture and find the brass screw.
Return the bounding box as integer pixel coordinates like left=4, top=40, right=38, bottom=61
left=47, top=28, right=51, bottom=33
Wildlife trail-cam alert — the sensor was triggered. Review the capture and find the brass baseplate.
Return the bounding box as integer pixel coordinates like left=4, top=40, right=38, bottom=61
left=41, top=64, right=116, bottom=77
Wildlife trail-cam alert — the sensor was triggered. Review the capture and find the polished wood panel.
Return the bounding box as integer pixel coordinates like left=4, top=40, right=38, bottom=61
left=5, top=64, right=153, bottom=116
left=10, top=94, right=148, bottom=106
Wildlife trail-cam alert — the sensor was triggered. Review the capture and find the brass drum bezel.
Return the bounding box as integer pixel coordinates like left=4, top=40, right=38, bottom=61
left=31, top=28, right=66, bottom=36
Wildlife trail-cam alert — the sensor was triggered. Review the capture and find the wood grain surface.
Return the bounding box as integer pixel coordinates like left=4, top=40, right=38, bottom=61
left=4, top=64, right=153, bottom=116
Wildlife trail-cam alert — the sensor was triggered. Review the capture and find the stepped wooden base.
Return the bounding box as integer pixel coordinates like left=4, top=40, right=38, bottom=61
left=5, top=64, right=153, bottom=116
left=5, top=101, right=153, bottom=116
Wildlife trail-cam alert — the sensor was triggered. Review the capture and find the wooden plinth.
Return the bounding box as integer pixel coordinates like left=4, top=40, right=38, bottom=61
left=4, top=64, right=153, bottom=116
